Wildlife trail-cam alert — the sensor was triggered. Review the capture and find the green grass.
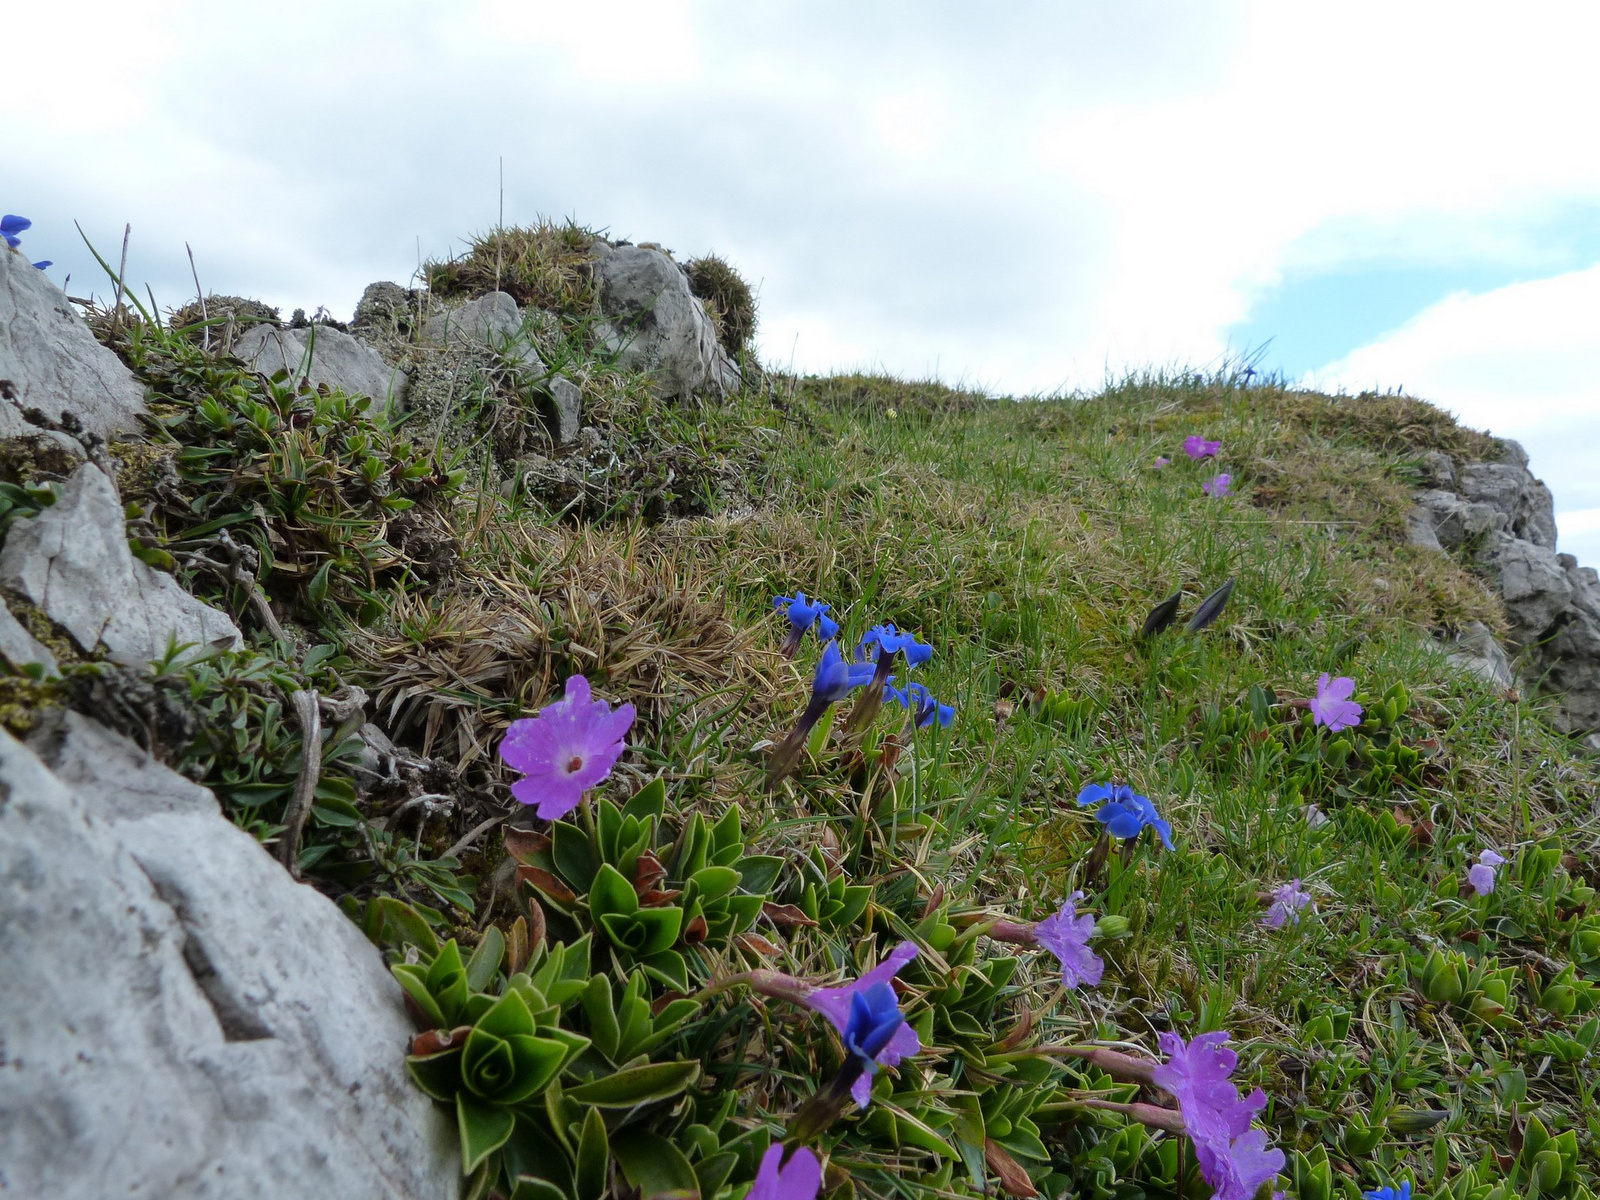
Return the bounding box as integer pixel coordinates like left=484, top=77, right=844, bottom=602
left=37, top=274, right=1598, bottom=1200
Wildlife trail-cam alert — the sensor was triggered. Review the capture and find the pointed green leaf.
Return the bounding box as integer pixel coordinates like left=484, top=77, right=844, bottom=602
left=565, top=1060, right=701, bottom=1108
left=590, top=863, right=640, bottom=919
left=611, top=1128, right=700, bottom=1200
left=580, top=975, right=621, bottom=1060
left=552, top=820, right=598, bottom=892
left=457, top=1094, right=516, bottom=1175
left=466, top=926, right=506, bottom=993
left=576, top=1105, right=609, bottom=1200
left=622, top=777, right=667, bottom=825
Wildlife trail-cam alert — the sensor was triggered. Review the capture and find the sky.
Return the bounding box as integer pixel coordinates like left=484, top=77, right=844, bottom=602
left=5, top=1, right=1598, bottom=560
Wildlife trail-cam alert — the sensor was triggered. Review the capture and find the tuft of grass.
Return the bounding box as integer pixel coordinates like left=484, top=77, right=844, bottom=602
left=686, top=254, right=758, bottom=355
left=425, top=220, right=602, bottom=316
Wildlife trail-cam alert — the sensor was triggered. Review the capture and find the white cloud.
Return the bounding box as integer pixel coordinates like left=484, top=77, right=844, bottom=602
left=1310, top=266, right=1600, bottom=562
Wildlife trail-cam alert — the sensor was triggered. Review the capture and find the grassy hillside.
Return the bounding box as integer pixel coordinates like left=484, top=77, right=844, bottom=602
left=19, top=244, right=1596, bottom=1200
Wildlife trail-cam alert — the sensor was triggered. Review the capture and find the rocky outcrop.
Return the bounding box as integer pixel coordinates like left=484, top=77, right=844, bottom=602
left=0, top=712, right=457, bottom=1198
left=1407, top=440, right=1600, bottom=735
left=0, top=463, right=242, bottom=665
left=592, top=244, right=741, bottom=400
left=233, top=322, right=409, bottom=407
left=0, top=246, right=147, bottom=442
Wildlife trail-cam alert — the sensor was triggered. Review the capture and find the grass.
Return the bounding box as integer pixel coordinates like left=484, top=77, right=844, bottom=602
left=21, top=261, right=1596, bottom=1200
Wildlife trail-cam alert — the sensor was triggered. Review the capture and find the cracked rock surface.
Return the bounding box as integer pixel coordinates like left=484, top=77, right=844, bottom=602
left=0, top=712, right=456, bottom=1199
left=0, top=463, right=242, bottom=665
left=1406, top=440, right=1600, bottom=735
left=0, top=247, right=147, bottom=442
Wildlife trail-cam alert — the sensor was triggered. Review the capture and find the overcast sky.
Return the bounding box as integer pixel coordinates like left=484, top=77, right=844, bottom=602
left=6, top=1, right=1598, bottom=561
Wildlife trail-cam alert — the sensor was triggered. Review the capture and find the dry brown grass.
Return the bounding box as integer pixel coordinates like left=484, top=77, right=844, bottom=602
left=352, top=515, right=785, bottom=777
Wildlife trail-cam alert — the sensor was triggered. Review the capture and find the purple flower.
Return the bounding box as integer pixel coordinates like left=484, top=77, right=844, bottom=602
left=773, top=590, right=839, bottom=658
left=1154, top=456, right=1172, bottom=469
left=2, top=214, right=32, bottom=250
left=1202, top=473, right=1232, bottom=497
left=1153, top=1031, right=1285, bottom=1200
left=499, top=674, right=636, bottom=820
left=750, top=1144, right=821, bottom=1200
left=804, top=941, right=921, bottom=1107
left=1077, top=782, right=1174, bottom=850
left=1183, top=435, right=1222, bottom=461
left=1262, top=880, right=1313, bottom=928
left=1034, top=892, right=1104, bottom=989
left=857, top=623, right=932, bottom=669
left=1309, top=673, right=1363, bottom=732
left=888, top=681, right=954, bottom=729
left=1467, top=848, right=1506, bottom=896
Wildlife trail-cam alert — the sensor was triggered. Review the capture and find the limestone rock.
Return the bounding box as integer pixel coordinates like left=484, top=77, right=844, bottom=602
left=1416, top=450, right=1455, bottom=490
left=0, top=713, right=457, bottom=1198
left=352, top=281, right=421, bottom=338
left=1491, top=536, right=1572, bottom=644
left=593, top=245, right=741, bottom=400
left=233, top=323, right=407, bottom=406
left=0, top=246, right=147, bottom=442
left=540, top=374, right=583, bottom=445
left=0, top=463, right=242, bottom=663
left=423, top=290, right=542, bottom=367
left=0, top=601, right=57, bottom=675
left=1560, top=555, right=1600, bottom=626
left=1409, top=488, right=1506, bottom=551
left=1457, top=462, right=1557, bottom=548
left=1444, top=621, right=1514, bottom=690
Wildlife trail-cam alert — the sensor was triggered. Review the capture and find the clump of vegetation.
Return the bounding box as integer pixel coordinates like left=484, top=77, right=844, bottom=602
left=686, top=254, right=758, bottom=355
left=425, top=220, right=602, bottom=316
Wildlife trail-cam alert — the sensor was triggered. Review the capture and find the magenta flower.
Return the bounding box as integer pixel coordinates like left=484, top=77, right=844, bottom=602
left=750, top=1144, right=821, bottom=1200
left=1309, top=673, right=1363, bottom=732
left=1202, top=473, right=1232, bottom=497
left=1262, top=880, right=1313, bottom=928
left=498, top=674, right=636, bottom=820
left=1034, top=892, right=1104, bottom=989
left=803, top=941, right=921, bottom=1106
left=1154, top=456, right=1172, bottom=469
left=1183, top=435, right=1222, bottom=460
left=1467, top=848, right=1506, bottom=896
left=1153, top=1031, right=1284, bottom=1200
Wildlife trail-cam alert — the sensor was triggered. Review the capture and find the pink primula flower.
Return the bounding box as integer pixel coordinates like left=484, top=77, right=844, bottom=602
left=1202, top=473, right=1232, bottom=497
left=1154, top=456, right=1172, bottom=469
left=1034, top=892, right=1105, bottom=989
left=499, top=674, right=636, bottom=820
left=1153, top=1032, right=1285, bottom=1200
left=1467, top=848, right=1506, bottom=895
left=1262, top=880, right=1313, bottom=928
left=1309, top=673, right=1363, bottom=732
left=1183, top=435, right=1222, bottom=460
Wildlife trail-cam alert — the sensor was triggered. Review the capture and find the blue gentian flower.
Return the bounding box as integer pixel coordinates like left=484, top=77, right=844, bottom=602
left=842, top=980, right=906, bottom=1072
left=2, top=214, right=32, bottom=249
left=32, top=261, right=51, bottom=270
left=773, top=590, right=838, bottom=658
left=1076, top=782, right=1174, bottom=849
left=857, top=623, right=932, bottom=668
left=812, top=640, right=878, bottom=705
left=1364, top=1184, right=1411, bottom=1200
left=888, top=682, right=954, bottom=729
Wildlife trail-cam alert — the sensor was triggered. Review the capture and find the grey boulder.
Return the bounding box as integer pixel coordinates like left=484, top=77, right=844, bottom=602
left=1408, top=489, right=1506, bottom=552
left=0, top=247, right=147, bottom=442
left=233, top=323, right=407, bottom=406
left=423, top=290, right=539, bottom=363
left=592, top=245, right=740, bottom=400
left=0, top=712, right=457, bottom=1198
left=1456, top=462, right=1558, bottom=549
left=1490, top=536, right=1573, bottom=644
left=0, top=463, right=242, bottom=663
